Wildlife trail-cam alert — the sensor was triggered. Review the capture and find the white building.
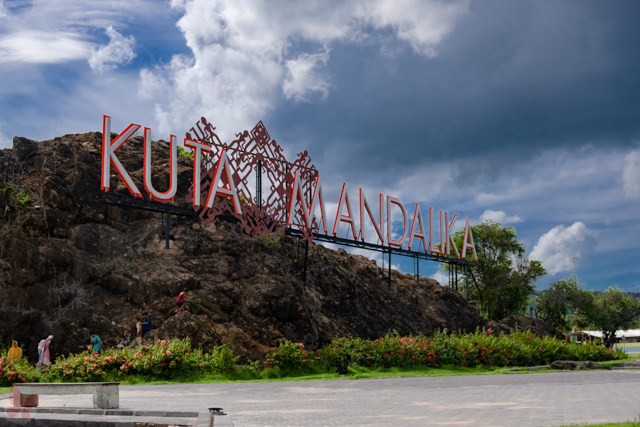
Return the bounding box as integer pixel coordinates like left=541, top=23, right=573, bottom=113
left=574, top=329, right=640, bottom=343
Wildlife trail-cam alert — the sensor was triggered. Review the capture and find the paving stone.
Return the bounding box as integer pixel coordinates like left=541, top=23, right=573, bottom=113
left=3, top=371, right=640, bottom=426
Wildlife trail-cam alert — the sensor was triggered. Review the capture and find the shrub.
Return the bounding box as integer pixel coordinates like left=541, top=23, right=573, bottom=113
left=265, top=341, right=314, bottom=370
left=40, top=339, right=237, bottom=382
left=191, top=298, right=202, bottom=314
left=0, top=358, right=38, bottom=386
left=268, top=330, right=624, bottom=372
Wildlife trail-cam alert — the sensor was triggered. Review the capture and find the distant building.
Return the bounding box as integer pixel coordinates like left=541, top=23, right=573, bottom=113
left=568, top=329, right=640, bottom=344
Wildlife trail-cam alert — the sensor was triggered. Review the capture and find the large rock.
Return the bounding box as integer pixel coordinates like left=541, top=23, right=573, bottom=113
left=0, top=131, right=488, bottom=363
left=549, top=360, right=610, bottom=370
left=486, top=315, right=564, bottom=339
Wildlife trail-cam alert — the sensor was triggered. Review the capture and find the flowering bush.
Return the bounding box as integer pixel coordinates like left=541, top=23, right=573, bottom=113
left=265, top=341, right=315, bottom=370
left=267, top=330, right=624, bottom=372
left=0, top=357, right=38, bottom=386
left=41, top=339, right=236, bottom=383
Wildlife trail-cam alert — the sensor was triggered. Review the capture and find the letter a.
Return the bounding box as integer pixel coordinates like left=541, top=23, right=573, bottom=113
left=461, top=217, right=478, bottom=262
left=144, top=128, right=177, bottom=202
left=204, top=148, right=243, bottom=214
left=101, top=115, right=142, bottom=197
left=332, top=183, right=357, bottom=240
left=407, top=203, right=428, bottom=252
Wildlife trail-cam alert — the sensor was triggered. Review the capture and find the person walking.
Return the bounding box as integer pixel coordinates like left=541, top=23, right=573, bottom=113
left=36, top=335, right=53, bottom=367
left=176, top=289, right=187, bottom=314
left=7, top=341, right=22, bottom=362
left=90, top=333, right=102, bottom=353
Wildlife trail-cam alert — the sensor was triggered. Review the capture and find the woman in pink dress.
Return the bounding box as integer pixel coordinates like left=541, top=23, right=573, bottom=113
left=36, top=335, right=53, bottom=367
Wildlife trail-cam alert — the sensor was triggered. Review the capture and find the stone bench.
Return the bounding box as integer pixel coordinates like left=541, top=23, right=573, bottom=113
left=12, top=382, right=119, bottom=409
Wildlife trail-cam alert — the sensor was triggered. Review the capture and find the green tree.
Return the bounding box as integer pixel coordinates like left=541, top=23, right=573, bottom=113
left=571, top=287, right=640, bottom=348
left=448, top=220, right=546, bottom=321
left=535, top=278, right=578, bottom=331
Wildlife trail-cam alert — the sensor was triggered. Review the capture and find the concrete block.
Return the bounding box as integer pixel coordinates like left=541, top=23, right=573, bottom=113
left=133, top=411, right=166, bottom=417
left=194, top=411, right=212, bottom=427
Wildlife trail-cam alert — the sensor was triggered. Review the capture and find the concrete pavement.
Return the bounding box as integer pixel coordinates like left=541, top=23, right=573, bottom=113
left=2, top=371, right=640, bottom=426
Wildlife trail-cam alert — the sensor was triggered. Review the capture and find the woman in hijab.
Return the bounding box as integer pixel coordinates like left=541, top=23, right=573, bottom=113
left=36, top=335, right=53, bottom=367
left=7, top=341, right=22, bottom=362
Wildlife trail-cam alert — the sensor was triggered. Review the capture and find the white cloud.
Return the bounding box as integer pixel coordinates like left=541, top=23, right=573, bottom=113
left=283, top=49, right=331, bottom=102
left=530, top=222, right=597, bottom=275
left=0, top=132, right=10, bottom=149
left=88, top=26, right=136, bottom=73
left=623, top=150, right=640, bottom=200
left=0, top=31, right=92, bottom=64
left=432, top=271, right=448, bottom=286
left=480, top=210, right=522, bottom=225
left=142, top=0, right=469, bottom=138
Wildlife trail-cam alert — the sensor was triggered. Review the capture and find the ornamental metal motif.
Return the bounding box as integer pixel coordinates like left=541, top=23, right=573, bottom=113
left=185, top=117, right=319, bottom=241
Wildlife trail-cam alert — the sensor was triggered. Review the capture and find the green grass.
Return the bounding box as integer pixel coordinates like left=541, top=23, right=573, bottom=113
left=105, top=365, right=531, bottom=387
left=0, top=386, right=10, bottom=394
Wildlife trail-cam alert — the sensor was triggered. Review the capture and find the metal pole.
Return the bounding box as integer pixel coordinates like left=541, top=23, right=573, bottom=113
left=302, top=240, right=309, bottom=287
left=284, top=164, right=288, bottom=221
left=455, top=264, right=458, bottom=291
left=388, top=250, right=392, bottom=288
left=465, top=265, right=469, bottom=300
left=417, top=256, right=419, bottom=283
left=165, top=211, right=170, bottom=249
left=256, top=160, right=262, bottom=210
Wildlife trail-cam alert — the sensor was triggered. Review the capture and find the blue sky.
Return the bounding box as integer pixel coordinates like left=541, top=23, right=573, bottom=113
left=1, top=0, right=639, bottom=291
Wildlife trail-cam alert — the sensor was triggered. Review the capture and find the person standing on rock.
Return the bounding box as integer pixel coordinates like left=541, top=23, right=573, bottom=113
left=90, top=333, right=102, bottom=353
left=176, top=289, right=187, bottom=314
left=140, top=312, right=152, bottom=335
left=136, top=315, right=143, bottom=338
left=36, top=335, right=53, bottom=367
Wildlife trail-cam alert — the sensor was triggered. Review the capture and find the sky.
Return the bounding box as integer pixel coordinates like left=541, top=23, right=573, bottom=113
left=0, top=0, right=639, bottom=291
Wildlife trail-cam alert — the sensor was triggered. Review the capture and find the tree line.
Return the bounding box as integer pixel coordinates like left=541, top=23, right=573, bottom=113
left=446, top=220, right=640, bottom=347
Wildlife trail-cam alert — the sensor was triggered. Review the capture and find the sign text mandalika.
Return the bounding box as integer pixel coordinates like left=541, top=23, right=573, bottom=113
left=100, top=115, right=478, bottom=261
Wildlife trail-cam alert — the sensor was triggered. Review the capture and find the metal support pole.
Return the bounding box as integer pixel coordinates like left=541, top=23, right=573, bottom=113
left=455, top=264, right=458, bottom=291
left=165, top=211, right=170, bottom=249
left=417, top=257, right=419, bottom=283
left=256, top=160, right=262, bottom=210
left=465, top=265, right=469, bottom=300
left=284, top=165, right=288, bottom=221
left=388, top=250, right=392, bottom=288
left=302, top=240, right=309, bottom=287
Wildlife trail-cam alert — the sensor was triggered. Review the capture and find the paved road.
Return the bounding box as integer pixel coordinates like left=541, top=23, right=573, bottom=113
left=4, top=371, right=640, bottom=426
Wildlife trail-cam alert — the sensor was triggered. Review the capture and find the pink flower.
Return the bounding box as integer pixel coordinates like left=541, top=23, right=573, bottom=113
left=486, top=329, right=493, bottom=335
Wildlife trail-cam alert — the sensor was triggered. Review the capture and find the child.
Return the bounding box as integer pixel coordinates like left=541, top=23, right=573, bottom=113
left=136, top=315, right=142, bottom=338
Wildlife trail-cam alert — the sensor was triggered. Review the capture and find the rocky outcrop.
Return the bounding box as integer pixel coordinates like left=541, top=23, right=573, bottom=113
left=487, top=315, right=565, bottom=340
left=1, top=132, right=488, bottom=362
left=549, top=361, right=610, bottom=370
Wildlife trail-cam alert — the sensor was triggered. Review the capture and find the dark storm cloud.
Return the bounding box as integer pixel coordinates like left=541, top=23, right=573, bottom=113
left=269, top=0, right=640, bottom=187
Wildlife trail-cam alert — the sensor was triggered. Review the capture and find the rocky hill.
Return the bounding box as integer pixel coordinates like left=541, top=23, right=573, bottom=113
left=0, top=132, right=546, bottom=362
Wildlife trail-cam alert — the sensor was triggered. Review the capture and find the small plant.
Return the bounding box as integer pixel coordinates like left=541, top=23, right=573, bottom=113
left=259, top=233, right=282, bottom=250
left=191, top=298, right=202, bottom=314
left=0, top=185, right=32, bottom=212
left=177, top=146, right=194, bottom=160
